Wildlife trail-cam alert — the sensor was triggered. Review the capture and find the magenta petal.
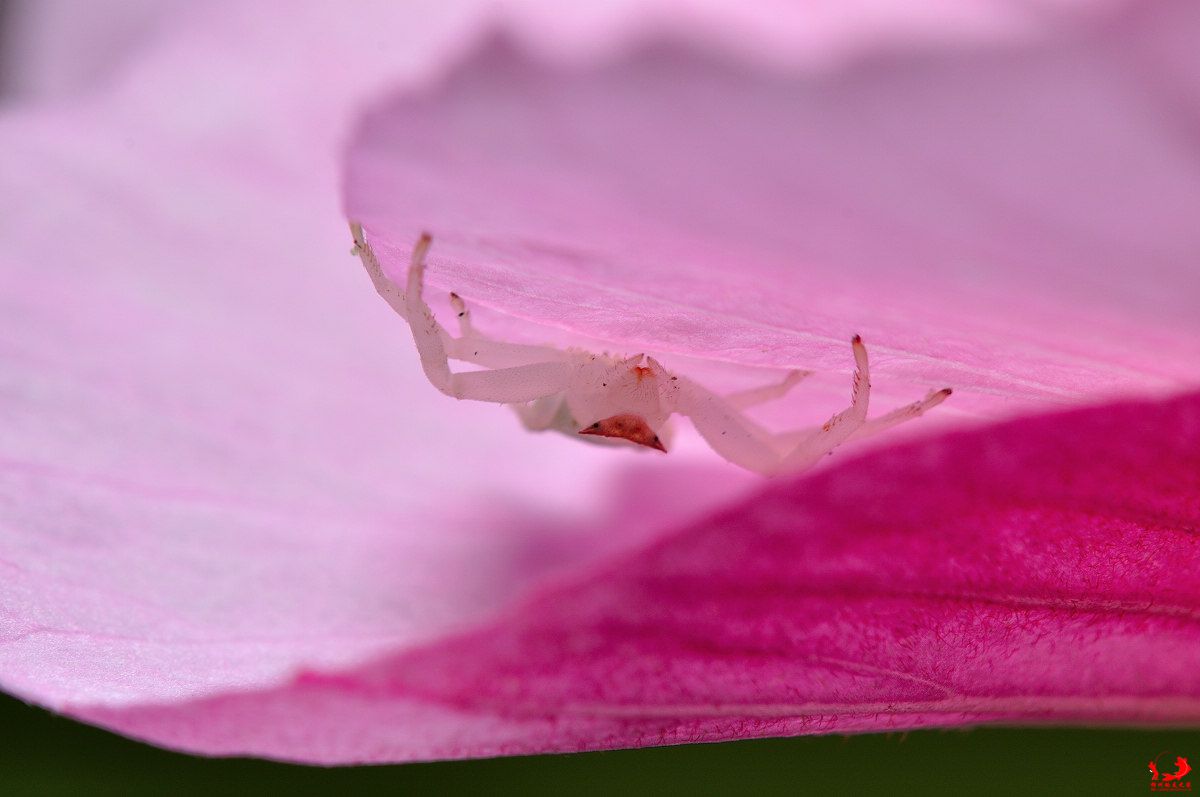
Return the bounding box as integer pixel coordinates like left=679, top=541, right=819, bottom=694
left=3, top=0, right=1200, bottom=767
left=345, top=1, right=1200, bottom=420
left=74, top=392, right=1200, bottom=762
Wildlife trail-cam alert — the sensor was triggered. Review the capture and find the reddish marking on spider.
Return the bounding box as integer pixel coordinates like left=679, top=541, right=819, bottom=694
left=579, top=413, right=666, bottom=452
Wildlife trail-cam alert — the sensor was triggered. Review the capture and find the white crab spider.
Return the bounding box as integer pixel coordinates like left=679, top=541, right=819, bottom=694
left=349, top=223, right=951, bottom=475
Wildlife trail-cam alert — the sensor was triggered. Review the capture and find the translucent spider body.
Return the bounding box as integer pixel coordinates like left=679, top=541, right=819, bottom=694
left=350, top=223, right=950, bottom=475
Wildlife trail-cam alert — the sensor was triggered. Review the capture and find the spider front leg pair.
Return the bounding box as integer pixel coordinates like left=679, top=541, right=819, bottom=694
left=665, top=339, right=951, bottom=474
left=350, top=223, right=575, bottom=404
left=349, top=223, right=951, bottom=475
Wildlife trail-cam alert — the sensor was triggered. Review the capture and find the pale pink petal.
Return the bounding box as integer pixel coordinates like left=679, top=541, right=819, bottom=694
left=345, top=0, right=1200, bottom=422
left=75, top=391, right=1200, bottom=762
left=0, top=0, right=753, bottom=728
left=1, top=0, right=192, bottom=101
left=0, top=99, right=753, bottom=715
left=1, top=0, right=1198, bottom=767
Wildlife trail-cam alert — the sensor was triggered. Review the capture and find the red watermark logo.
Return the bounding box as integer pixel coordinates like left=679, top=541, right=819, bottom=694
left=1150, top=753, right=1192, bottom=792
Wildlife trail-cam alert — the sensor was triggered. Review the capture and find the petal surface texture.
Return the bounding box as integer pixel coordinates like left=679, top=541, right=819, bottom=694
left=67, top=393, right=1200, bottom=761
left=346, top=1, right=1200, bottom=419
left=0, top=0, right=1198, bottom=765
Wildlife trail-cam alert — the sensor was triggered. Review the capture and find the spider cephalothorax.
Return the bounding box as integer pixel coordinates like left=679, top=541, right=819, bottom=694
left=568, top=352, right=671, bottom=451
left=349, top=223, right=950, bottom=475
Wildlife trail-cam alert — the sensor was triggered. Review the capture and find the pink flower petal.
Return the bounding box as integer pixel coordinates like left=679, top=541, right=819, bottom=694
left=1, top=0, right=1198, bottom=766
left=74, top=391, right=1200, bottom=762
left=0, top=0, right=754, bottom=729
left=345, top=0, right=1200, bottom=421
left=2, top=0, right=192, bottom=101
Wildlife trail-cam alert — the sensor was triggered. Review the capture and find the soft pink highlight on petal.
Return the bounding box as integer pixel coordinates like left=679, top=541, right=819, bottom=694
left=73, top=392, right=1200, bottom=762
left=0, top=1, right=760, bottom=713
left=345, top=1, right=1200, bottom=421
left=1, top=0, right=1199, bottom=766
left=1, top=0, right=192, bottom=101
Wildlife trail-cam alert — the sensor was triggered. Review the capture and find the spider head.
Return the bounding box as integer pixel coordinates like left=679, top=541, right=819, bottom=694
left=579, top=413, right=667, bottom=452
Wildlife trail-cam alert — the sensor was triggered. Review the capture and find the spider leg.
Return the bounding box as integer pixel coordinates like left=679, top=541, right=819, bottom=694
left=669, top=375, right=782, bottom=474
left=352, top=227, right=574, bottom=403
left=443, top=291, right=572, bottom=369
left=724, top=369, right=812, bottom=410
left=849, top=387, right=952, bottom=441
left=404, top=233, right=576, bottom=402
left=350, top=222, right=407, bottom=318
left=671, top=337, right=870, bottom=475
left=448, top=291, right=474, bottom=337
left=774, top=388, right=952, bottom=450
left=351, top=223, right=570, bottom=372
left=776, top=335, right=871, bottom=471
